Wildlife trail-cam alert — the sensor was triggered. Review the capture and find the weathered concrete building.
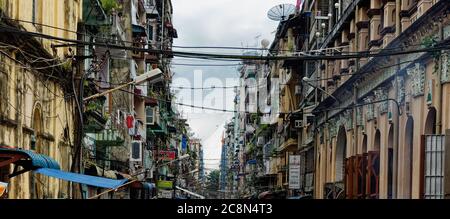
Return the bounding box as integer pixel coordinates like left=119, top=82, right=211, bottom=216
left=0, top=0, right=81, bottom=199
left=302, top=0, right=450, bottom=199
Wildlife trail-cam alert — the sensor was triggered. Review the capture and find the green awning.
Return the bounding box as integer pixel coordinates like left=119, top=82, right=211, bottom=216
left=132, top=25, right=147, bottom=37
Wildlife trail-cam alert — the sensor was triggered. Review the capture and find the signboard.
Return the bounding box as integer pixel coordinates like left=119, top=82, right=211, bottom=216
left=158, top=189, right=173, bottom=199
left=289, top=155, right=301, bottom=189
left=158, top=151, right=176, bottom=161
left=0, top=182, right=7, bottom=197
left=157, top=180, right=173, bottom=189
left=181, top=136, right=187, bottom=151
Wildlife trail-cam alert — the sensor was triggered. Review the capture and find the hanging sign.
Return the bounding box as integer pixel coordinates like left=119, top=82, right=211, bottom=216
left=157, top=180, right=173, bottom=189
left=159, top=151, right=176, bottom=161
left=289, top=155, right=301, bottom=190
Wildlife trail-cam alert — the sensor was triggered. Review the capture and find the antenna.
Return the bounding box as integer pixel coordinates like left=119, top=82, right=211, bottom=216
left=254, top=33, right=261, bottom=48
left=267, top=4, right=296, bottom=22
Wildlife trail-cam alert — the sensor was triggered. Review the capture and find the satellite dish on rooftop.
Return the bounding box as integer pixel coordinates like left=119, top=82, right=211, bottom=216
left=267, top=4, right=296, bottom=22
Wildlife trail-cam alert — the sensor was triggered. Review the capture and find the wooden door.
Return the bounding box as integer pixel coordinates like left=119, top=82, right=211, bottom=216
left=366, top=151, right=380, bottom=199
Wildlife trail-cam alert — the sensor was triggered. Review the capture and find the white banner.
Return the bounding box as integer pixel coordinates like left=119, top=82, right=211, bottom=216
left=289, top=155, right=301, bottom=190
left=158, top=190, right=173, bottom=199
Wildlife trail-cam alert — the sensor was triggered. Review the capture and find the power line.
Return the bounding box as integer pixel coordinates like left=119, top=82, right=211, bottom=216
left=5, top=16, right=433, bottom=57
left=1, top=24, right=449, bottom=62
left=172, top=63, right=241, bottom=67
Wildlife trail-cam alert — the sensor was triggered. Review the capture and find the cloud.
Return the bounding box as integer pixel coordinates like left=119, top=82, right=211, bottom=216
left=172, top=0, right=296, bottom=170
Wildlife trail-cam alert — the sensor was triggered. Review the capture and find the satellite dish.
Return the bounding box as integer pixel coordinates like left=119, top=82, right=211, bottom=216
left=261, top=39, right=270, bottom=49
left=267, top=4, right=296, bottom=22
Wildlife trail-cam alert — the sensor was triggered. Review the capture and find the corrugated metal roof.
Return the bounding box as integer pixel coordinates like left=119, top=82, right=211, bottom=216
left=0, top=148, right=60, bottom=170
left=35, top=168, right=129, bottom=189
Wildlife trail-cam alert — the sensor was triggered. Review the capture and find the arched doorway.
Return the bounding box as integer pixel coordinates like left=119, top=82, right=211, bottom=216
left=424, top=107, right=437, bottom=134
left=387, top=126, right=394, bottom=199
left=404, top=116, right=414, bottom=198
left=336, top=127, right=347, bottom=182
left=30, top=106, right=49, bottom=199
left=355, top=134, right=368, bottom=199
left=367, top=130, right=381, bottom=199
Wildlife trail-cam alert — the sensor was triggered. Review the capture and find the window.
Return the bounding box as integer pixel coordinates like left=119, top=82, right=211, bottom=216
left=146, top=106, right=155, bottom=125
left=147, top=25, right=154, bottom=42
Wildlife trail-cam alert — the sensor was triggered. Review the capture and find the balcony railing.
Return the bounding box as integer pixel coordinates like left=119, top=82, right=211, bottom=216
left=143, top=0, right=159, bottom=17
left=94, top=129, right=125, bottom=147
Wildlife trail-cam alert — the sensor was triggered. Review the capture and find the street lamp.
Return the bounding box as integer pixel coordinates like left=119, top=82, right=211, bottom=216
left=83, top=68, right=163, bottom=102
left=302, top=76, right=340, bottom=103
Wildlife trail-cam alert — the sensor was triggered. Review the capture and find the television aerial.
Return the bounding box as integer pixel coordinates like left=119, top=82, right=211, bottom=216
left=267, top=4, right=296, bottom=22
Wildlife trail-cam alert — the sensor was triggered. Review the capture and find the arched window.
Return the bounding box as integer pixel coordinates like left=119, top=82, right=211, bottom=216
left=424, top=108, right=437, bottom=134
left=387, top=125, right=394, bottom=199
left=374, top=130, right=381, bottom=151
left=336, top=127, right=347, bottom=182
left=362, top=134, right=368, bottom=154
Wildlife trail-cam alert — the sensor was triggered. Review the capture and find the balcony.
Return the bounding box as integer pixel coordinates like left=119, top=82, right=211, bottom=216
left=82, top=0, right=108, bottom=26
left=146, top=107, right=168, bottom=136
left=143, top=0, right=159, bottom=18
left=132, top=24, right=147, bottom=38
left=94, top=129, right=125, bottom=147
left=145, top=53, right=159, bottom=63
left=278, top=138, right=297, bottom=153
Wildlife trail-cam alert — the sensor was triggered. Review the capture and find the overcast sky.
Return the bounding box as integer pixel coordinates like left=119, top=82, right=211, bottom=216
left=171, top=0, right=295, bottom=171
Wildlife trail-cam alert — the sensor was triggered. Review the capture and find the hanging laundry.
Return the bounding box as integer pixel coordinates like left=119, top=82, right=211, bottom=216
left=126, top=115, right=135, bottom=136
left=126, top=114, right=134, bottom=128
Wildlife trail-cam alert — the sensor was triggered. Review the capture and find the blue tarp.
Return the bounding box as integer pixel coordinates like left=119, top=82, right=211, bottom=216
left=142, top=182, right=155, bottom=190
left=0, top=148, right=60, bottom=170
left=35, top=168, right=128, bottom=189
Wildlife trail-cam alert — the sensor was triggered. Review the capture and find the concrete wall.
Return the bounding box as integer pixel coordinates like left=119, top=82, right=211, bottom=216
left=0, top=0, right=81, bottom=199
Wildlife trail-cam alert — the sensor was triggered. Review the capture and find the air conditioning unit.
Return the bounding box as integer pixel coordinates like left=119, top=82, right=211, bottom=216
left=130, top=141, right=143, bottom=162
left=295, top=85, right=302, bottom=96
left=295, top=120, right=303, bottom=128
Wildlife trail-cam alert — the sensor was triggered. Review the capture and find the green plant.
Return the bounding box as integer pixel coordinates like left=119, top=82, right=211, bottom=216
left=100, top=0, right=120, bottom=15
left=62, top=60, right=72, bottom=72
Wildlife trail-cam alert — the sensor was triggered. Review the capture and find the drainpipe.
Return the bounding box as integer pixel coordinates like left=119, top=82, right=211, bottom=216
left=436, top=22, right=443, bottom=134
left=395, top=0, right=401, bottom=36
left=161, top=0, right=165, bottom=51
left=353, top=84, right=358, bottom=199
left=323, top=111, right=329, bottom=198
left=393, top=58, right=401, bottom=199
